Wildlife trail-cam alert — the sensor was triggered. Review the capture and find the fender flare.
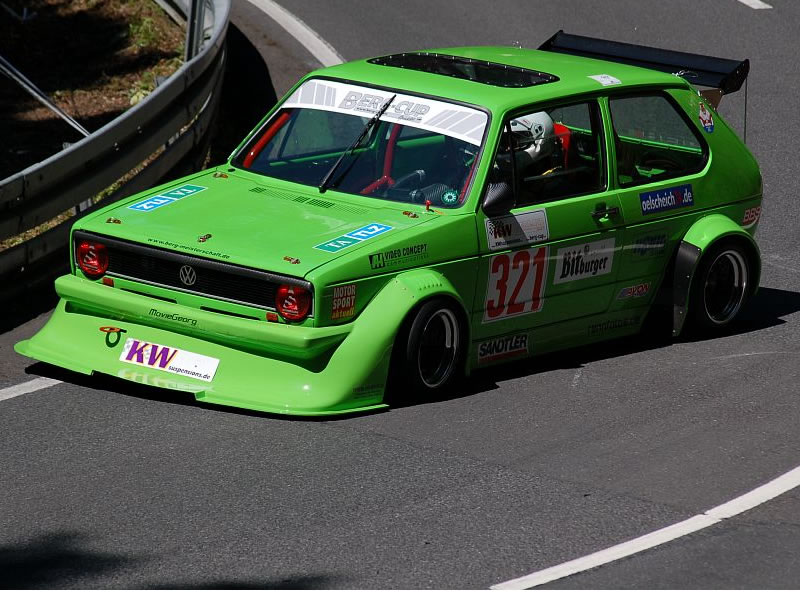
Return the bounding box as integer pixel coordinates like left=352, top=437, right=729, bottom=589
left=672, top=214, right=761, bottom=336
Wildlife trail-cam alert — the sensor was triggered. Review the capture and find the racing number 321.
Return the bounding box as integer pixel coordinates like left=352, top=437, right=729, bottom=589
left=484, top=247, right=548, bottom=321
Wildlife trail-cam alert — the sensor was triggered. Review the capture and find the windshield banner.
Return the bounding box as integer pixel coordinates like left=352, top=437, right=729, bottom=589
left=284, top=79, right=488, bottom=146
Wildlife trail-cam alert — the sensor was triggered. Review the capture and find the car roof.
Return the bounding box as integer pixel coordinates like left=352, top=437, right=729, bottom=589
left=309, top=46, right=688, bottom=115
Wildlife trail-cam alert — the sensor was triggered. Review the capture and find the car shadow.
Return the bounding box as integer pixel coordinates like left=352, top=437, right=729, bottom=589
left=390, top=285, right=800, bottom=409
left=23, top=286, right=800, bottom=419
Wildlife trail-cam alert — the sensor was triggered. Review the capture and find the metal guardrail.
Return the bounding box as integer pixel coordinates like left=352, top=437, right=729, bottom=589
left=0, top=0, right=231, bottom=291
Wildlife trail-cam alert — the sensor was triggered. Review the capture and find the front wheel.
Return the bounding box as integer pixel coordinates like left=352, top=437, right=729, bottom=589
left=399, top=300, right=464, bottom=393
left=689, top=242, right=751, bottom=331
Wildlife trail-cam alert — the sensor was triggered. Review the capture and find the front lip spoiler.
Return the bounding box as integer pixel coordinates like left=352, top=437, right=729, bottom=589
left=56, top=274, right=348, bottom=361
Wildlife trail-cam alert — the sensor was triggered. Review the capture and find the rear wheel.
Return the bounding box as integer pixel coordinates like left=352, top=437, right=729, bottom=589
left=689, top=242, right=751, bottom=330
left=397, top=299, right=465, bottom=394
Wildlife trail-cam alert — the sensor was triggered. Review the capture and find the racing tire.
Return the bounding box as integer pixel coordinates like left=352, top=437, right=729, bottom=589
left=394, top=299, right=465, bottom=397
left=688, top=241, right=751, bottom=331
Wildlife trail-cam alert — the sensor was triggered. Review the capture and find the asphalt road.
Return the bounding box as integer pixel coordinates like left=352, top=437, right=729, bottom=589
left=2, top=0, right=800, bottom=589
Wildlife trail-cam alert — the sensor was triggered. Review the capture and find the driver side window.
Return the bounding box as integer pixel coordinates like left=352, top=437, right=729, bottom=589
left=492, top=101, right=606, bottom=206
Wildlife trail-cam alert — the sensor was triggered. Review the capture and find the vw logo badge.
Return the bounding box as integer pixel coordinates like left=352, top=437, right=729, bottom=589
left=179, top=265, right=197, bottom=286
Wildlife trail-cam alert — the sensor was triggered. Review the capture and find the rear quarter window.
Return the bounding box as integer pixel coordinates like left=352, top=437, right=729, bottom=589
left=609, top=93, right=707, bottom=187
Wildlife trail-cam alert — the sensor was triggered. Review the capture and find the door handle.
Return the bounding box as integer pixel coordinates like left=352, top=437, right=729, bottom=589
left=591, top=205, right=620, bottom=219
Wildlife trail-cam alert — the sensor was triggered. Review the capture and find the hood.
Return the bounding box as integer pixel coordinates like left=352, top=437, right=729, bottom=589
left=79, top=171, right=436, bottom=277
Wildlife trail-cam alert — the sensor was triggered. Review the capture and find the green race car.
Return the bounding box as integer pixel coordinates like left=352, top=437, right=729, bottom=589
left=16, top=32, right=762, bottom=416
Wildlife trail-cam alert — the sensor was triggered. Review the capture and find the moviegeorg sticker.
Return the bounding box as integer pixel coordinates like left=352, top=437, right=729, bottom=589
left=554, top=238, right=615, bottom=284
left=128, top=184, right=206, bottom=212
left=485, top=209, right=549, bottom=251
left=640, top=184, right=694, bottom=216
left=119, top=338, right=219, bottom=381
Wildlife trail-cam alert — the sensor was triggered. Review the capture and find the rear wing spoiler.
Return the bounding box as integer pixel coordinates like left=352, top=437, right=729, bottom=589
left=539, top=31, right=749, bottom=96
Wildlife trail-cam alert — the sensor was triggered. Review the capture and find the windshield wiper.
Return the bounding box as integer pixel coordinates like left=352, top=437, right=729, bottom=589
left=318, top=94, right=396, bottom=193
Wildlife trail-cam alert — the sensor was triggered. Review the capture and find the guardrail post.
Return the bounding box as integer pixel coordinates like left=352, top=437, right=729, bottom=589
left=185, top=0, right=205, bottom=61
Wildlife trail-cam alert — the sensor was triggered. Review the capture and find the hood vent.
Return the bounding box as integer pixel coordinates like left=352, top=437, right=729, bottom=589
left=248, top=186, right=368, bottom=214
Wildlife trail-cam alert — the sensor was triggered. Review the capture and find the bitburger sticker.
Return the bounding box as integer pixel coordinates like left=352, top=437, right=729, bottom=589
left=554, top=238, right=615, bottom=284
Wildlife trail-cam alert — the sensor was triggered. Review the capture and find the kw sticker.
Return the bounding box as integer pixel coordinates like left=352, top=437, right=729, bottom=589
left=128, top=184, right=206, bottom=212
left=485, top=209, right=549, bottom=251
left=315, top=223, right=393, bottom=253
left=119, top=338, right=219, bottom=381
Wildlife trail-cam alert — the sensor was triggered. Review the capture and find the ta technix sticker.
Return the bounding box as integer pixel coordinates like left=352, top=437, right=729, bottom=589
left=315, top=223, right=393, bottom=253
left=485, top=209, right=549, bottom=251
left=128, top=185, right=206, bottom=212
left=119, top=338, right=219, bottom=381
left=554, top=238, right=615, bottom=284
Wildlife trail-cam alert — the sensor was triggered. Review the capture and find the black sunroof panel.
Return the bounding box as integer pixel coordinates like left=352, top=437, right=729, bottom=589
left=367, top=52, right=559, bottom=88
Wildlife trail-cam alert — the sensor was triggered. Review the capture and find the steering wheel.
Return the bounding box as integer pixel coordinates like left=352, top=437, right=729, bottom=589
left=641, top=151, right=683, bottom=172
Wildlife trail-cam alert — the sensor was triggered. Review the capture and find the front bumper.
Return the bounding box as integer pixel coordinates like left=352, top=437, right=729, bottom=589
left=15, top=275, right=397, bottom=416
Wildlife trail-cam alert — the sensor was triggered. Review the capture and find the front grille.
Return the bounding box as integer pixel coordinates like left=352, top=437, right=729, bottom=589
left=75, top=231, right=311, bottom=313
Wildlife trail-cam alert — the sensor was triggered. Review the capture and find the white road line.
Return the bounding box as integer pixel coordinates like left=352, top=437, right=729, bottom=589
left=0, top=377, right=62, bottom=402
left=735, top=0, right=772, bottom=8
left=243, top=0, right=344, bottom=67
left=492, top=465, right=800, bottom=589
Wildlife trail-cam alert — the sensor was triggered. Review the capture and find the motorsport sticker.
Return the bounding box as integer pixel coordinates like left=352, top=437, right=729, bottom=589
left=554, top=238, right=615, bottom=284
left=128, top=184, right=206, bottom=212
left=588, top=74, right=622, bottom=86
left=352, top=383, right=384, bottom=399
left=630, top=232, right=668, bottom=258
left=699, top=102, right=714, bottom=133
left=640, top=184, right=694, bottom=216
left=477, top=334, right=529, bottom=364
left=368, top=243, right=428, bottom=270
left=315, top=223, right=393, bottom=253
left=617, top=282, right=651, bottom=300
left=485, top=208, right=549, bottom=251
left=119, top=338, right=219, bottom=381
left=331, top=284, right=357, bottom=320
left=742, top=206, right=761, bottom=229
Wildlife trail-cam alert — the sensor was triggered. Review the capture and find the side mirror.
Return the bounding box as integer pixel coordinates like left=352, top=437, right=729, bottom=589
left=482, top=182, right=515, bottom=217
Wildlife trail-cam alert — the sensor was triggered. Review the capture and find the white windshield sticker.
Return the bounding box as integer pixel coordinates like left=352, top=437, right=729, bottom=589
left=284, top=79, right=488, bottom=146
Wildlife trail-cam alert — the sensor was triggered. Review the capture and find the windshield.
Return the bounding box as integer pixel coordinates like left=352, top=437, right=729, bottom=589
left=234, top=79, right=488, bottom=209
